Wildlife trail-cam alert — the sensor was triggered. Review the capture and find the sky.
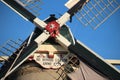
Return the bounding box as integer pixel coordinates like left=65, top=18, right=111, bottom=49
left=0, top=0, right=120, bottom=69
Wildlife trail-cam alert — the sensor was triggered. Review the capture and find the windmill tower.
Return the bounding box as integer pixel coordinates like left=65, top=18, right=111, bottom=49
left=0, top=0, right=120, bottom=80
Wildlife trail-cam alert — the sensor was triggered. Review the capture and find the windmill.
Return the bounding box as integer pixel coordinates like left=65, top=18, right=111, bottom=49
left=0, top=0, right=120, bottom=80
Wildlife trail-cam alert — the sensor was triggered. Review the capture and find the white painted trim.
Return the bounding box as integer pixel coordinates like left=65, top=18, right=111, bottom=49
left=33, top=18, right=47, bottom=29
left=36, top=44, right=67, bottom=52
left=27, top=31, right=34, bottom=46
left=56, top=34, right=71, bottom=50
left=106, top=59, right=120, bottom=65
left=35, top=30, right=50, bottom=44
left=57, top=12, right=70, bottom=27
left=0, top=56, right=8, bottom=61
left=65, top=0, right=79, bottom=9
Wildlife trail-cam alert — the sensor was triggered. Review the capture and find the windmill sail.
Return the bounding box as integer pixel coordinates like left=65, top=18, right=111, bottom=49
left=15, top=0, right=42, bottom=16
left=75, top=0, right=120, bottom=29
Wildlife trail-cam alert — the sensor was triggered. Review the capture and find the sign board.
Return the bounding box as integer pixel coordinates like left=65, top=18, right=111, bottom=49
left=33, top=53, right=66, bottom=69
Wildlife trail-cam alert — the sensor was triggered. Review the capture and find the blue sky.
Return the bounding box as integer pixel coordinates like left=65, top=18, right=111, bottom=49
left=0, top=0, right=120, bottom=68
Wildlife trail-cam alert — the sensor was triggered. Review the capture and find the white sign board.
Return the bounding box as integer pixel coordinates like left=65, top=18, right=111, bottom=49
left=33, top=53, right=66, bottom=69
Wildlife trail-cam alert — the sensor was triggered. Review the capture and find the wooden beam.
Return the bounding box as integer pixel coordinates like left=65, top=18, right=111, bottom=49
left=0, top=56, right=8, bottom=62
left=106, top=59, right=120, bottom=65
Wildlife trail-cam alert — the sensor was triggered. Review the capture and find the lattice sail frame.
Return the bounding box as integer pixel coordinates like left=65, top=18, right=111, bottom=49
left=15, top=0, right=42, bottom=16
left=0, top=39, right=23, bottom=65
left=75, top=0, right=120, bottom=30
